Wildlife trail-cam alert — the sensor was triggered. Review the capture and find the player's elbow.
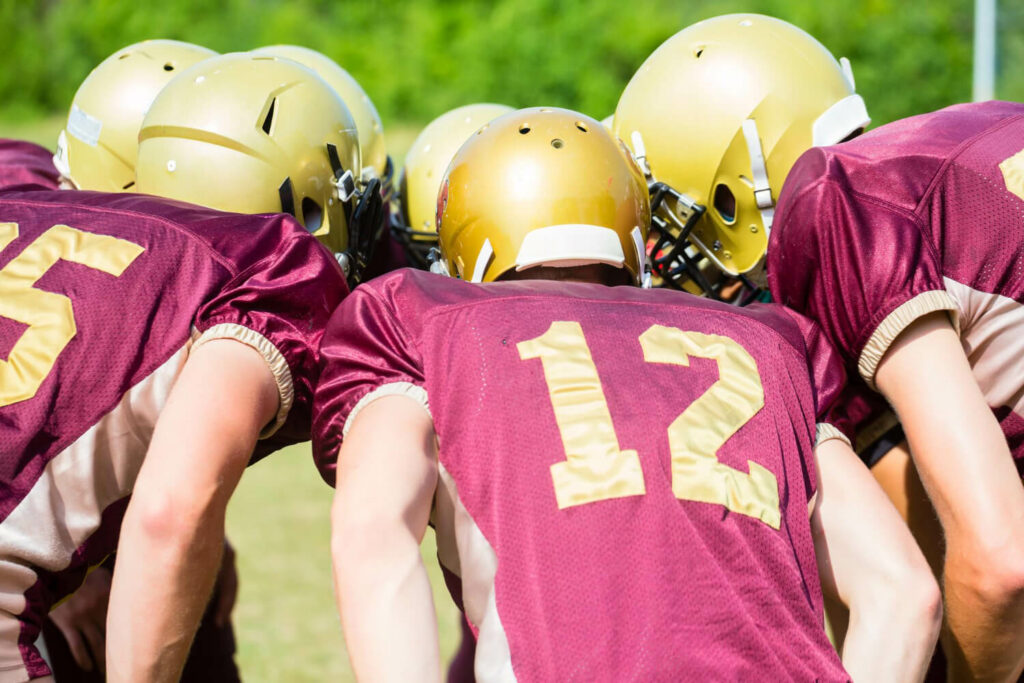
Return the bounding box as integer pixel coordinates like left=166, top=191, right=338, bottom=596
left=854, top=554, right=942, bottom=642
left=959, top=538, right=1024, bottom=614
left=126, top=488, right=219, bottom=550
left=909, top=573, right=944, bottom=643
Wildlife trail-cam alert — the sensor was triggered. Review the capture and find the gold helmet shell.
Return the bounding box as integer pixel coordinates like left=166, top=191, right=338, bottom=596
left=615, top=13, right=869, bottom=280
left=399, top=103, right=514, bottom=237
left=135, top=53, right=361, bottom=258
left=251, top=45, right=389, bottom=185
left=437, top=107, right=651, bottom=284
left=54, top=39, right=216, bottom=192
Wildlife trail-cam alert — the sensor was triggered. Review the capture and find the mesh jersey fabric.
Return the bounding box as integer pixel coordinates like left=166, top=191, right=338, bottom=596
left=314, top=268, right=850, bottom=681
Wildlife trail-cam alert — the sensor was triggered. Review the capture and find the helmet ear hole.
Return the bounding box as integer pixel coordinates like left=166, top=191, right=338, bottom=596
left=302, top=197, right=323, bottom=232
left=713, top=183, right=736, bottom=224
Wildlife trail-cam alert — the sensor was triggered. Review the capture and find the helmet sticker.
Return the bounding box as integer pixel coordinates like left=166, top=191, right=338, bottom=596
left=67, top=105, right=103, bottom=147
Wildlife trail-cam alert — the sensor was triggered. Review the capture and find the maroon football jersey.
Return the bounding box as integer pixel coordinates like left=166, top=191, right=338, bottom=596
left=0, top=139, right=59, bottom=191
left=315, top=268, right=850, bottom=680
left=769, top=101, right=1024, bottom=469
left=0, top=188, right=346, bottom=678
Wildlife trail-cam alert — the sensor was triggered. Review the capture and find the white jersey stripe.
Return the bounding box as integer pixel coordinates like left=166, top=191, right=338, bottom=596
left=436, top=463, right=516, bottom=682
left=0, top=342, right=191, bottom=676
left=945, top=277, right=1024, bottom=418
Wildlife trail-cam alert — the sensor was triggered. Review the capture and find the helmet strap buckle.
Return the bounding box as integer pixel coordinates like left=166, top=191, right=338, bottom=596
left=332, top=169, right=356, bottom=203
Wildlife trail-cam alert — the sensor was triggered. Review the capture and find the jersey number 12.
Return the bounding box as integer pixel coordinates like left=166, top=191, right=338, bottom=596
left=519, top=321, right=780, bottom=529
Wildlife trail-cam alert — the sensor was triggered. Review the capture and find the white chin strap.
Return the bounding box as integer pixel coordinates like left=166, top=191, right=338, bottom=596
left=738, top=57, right=871, bottom=240
left=470, top=238, right=495, bottom=282
left=630, top=226, right=652, bottom=288
left=740, top=119, right=775, bottom=236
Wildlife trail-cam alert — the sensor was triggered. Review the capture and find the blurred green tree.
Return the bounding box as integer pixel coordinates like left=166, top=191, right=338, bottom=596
left=0, top=0, right=1007, bottom=130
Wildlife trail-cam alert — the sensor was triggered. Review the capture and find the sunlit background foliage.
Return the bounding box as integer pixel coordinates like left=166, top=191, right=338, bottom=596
left=1, top=0, right=1021, bottom=129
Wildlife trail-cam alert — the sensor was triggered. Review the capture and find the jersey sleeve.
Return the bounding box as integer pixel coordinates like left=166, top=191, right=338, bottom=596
left=191, top=224, right=348, bottom=458
left=768, top=158, right=958, bottom=387
left=0, top=139, right=60, bottom=191
left=312, top=281, right=428, bottom=485
left=779, top=307, right=852, bottom=449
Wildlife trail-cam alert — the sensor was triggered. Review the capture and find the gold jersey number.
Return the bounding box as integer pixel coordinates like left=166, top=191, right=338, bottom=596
left=518, top=321, right=781, bottom=529
left=0, top=223, right=145, bottom=407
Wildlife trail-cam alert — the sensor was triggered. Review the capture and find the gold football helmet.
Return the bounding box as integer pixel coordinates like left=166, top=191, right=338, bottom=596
left=436, top=107, right=651, bottom=284
left=395, top=103, right=514, bottom=267
left=136, top=53, right=382, bottom=283
left=54, top=39, right=216, bottom=192
left=615, top=13, right=869, bottom=295
left=250, top=45, right=390, bottom=188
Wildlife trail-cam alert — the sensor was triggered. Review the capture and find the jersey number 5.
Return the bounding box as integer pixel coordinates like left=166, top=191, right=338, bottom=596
left=518, top=321, right=781, bottom=529
left=0, top=223, right=144, bottom=407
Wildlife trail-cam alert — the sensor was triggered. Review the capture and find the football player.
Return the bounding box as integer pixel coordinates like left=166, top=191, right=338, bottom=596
left=615, top=14, right=1024, bottom=681
left=314, top=108, right=939, bottom=680
left=0, top=53, right=374, bottom=683
left=391, top=103, right=513, bottom=268
left=21, top=39, right=246, bottom=683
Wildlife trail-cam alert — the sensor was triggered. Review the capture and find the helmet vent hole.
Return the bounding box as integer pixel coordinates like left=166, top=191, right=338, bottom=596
left=575, top=121, right=588, bottom=133
left=302, top=198, right=323, bottom=233
left=519, top=124, right=531, bottom=135
left=713, top=184, right=736, bottom=224
left=261, top=98, right=277, bottom=135
left=118, top=54, right=130, bottom=60
left=122, top=181, right=135, bottom=190
left=694, top=45, right=705, bottom=58
left=551, top=138, right=564, bottom=149
left=163, top=63, right=174, bottom=71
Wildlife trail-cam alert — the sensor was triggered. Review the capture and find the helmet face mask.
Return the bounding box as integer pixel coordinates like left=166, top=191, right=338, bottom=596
left=436, top=107, right=652, bottom=286
left=615, top=13, right=869, bottom=297
left=391, top=168, right=442, bottom=269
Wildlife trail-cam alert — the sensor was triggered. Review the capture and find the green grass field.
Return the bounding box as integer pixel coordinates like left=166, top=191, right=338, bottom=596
left=0, top=115, right=461, bottom=680
left=226, top=443, right=462, bottom=681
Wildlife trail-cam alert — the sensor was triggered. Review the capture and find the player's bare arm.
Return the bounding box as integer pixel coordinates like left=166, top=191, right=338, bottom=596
left=106, top=338, right=278, bottom=682
left=875, top=312, right=1024, bottom=682
left=812, top=437, right=941, bottom=682
left=331, top=395, right=440, bottom=682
